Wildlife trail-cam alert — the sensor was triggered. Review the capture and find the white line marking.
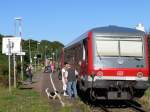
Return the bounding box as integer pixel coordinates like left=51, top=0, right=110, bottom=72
left=48, top=73, right=65, bottom=107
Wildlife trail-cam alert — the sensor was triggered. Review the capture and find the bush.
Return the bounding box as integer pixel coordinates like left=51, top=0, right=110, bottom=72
left=0, top=64, right=8, bottom=76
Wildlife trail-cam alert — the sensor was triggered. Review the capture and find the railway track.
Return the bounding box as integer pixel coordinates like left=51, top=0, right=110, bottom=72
left=91, top=105, right=111, bottom=112
left=89, top=100, right=147, bottom=112
left=89, top=100, right=112, bottom=112
left=124, top=100, right=147, bottom=112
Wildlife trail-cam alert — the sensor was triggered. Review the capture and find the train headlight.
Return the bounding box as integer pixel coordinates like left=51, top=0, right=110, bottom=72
left=137, top=72, right=144, bottom=78
left=94, top=66, right=100, bottom=70
left=96, top=71, right=103, bottom=77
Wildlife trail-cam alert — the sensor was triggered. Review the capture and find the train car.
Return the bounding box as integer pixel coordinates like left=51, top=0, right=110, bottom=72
left=63, top=25, right=149, bottom=100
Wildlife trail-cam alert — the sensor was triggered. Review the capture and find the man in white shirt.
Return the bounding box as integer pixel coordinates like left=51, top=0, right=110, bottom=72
left=61, top=62, right=68, bottom=96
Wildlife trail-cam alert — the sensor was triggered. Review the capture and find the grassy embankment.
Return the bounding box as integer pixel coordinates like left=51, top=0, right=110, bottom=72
left=0, top=87, right=52, bottom=112
left=138, top=86, right=150, bottom=110
left=0, top=86, right=90, bottom=112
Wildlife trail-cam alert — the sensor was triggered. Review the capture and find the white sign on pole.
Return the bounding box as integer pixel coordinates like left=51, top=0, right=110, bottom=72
left=16, top=52, right=26, bottom=56
left=2, top=37, right=21, bottom=54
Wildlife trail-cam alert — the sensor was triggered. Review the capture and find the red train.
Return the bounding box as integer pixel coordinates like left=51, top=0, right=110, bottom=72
left=62, top=26, right=149, bottom=100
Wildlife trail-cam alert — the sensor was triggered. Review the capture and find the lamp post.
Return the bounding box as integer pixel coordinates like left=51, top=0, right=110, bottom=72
left=52, top=52, right=55, bottom=64
left=55, top=49, right=58, bottom=62
left=14, top=17, right=24, bottom=81
left=8, top=39, right=12, bottom=92
left=45, top=46, right=47, bottom=66
left=37, top=42, right=40, bottom=69
left=34, top=56, right=37, bottom=72
left=29, top=39, right=32, bottom=64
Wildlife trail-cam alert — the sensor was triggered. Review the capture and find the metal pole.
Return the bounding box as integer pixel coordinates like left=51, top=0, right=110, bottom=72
left=37, top=42, right=40, bottom=69
left=8, top=39, right=11, bottom=92
left=35, top=58, right=36, bottom=72
left=37, top=43, right=38, bottom=69
left=18, top=18, right=24, bottom=80
left=53, top=54, right=54, bottom=63
left=15, top=17, right=23, bottom=80
left=56, top=49, right=57, bottom=62
left=13, top=54, right=16, bottom=88
left=13, top=18, right=17, bottom=88
left=20, top=56, right=23, bottom=80
left=14, top=19, right=16, bottom=37
left=52, top=52, right=55, bottom=64
left=38, top=59, right=39, bottom=69
left=45, top=46, right=47, bottom=66
left=29, top=39, right=31, bottom=64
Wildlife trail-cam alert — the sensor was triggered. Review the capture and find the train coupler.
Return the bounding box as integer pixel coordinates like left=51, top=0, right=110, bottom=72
left=107, top=91, right=131, bottom=100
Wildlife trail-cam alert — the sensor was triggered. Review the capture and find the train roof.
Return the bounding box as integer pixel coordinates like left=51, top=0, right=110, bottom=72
left=65, top=25, right=145, bottom=48
left=91, top=25, right=145, bottom=34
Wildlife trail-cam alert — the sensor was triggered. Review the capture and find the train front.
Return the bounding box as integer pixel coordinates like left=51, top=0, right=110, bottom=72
left=88, top=27, right=149, bottom=100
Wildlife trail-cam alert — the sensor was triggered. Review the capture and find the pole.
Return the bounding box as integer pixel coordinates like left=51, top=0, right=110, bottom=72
left=45, top=46, right=47, bottom=66
left=18, top=18, right=24, bottom=80
left=56, top=49, right=57, bottom=62
left=19, top=20, right=24, bottom=81
left=13, top=54, right=16, bottom=88
left=35, top=57, right=36, bottom=72
left=14, top=17, right=24, bottom=80
left=13, top=18, right=17, bottom=88
left=29, top=39, right=31, bottom=64
left=20, top=55, right=23, bottom=80
left=38, top=59, right=39, bottom=69
left=37, top=43, right=38, bottom=69
left=52, top=52, right=55, bottom=64
left=8, top=39, right=11, bottom=92
left=37, top=42, right=40, bottom=69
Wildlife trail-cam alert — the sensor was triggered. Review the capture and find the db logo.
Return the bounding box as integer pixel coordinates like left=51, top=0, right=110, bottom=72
left=117, top=71, right=124, bottom=76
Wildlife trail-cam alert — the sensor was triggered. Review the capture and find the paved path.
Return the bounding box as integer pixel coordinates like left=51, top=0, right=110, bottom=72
left=27, top=70, right=89, bottom=112
left=32, top=71, right=63, bottom=95
left=31, top=71, right=65, bottom=111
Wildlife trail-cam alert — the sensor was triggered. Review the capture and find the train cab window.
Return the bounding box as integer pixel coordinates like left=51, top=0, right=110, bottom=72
left=96, top=40, right=119, bottom=56
left=95, top=37, right=143, bottom=57
left=120, top=41, right=143, bottom=57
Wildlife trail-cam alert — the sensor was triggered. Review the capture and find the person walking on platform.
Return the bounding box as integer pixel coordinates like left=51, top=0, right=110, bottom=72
left=50, top=61, right=55, bottom=73
left=65, top=63, right=78, bottom=98
left=61, top=62, right=68, bottom=96
left=26, top=64, right=33, bottom=84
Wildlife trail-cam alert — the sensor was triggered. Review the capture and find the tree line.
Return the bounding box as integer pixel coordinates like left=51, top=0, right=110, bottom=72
left=0, top=34, right=64, bottom=85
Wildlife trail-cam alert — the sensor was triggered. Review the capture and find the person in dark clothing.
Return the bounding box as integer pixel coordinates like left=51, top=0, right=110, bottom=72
left=65, top=63, right=78, bottom=98
left=26, top=64, right=33, bottom=83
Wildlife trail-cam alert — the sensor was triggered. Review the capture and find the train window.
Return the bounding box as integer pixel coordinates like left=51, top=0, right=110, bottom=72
left=95, top=36, right=143, bottom=57
left=96, top=40, right=119, bottom=56
left=120, top=41, right=143, bottom=57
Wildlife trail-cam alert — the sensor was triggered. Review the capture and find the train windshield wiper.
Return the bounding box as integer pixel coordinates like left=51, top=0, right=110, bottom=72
left=120, top=56, right=142, bottom=61
left=134, top=57, right=142, bottom=61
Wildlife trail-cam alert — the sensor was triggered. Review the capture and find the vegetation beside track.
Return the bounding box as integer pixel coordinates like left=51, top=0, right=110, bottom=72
left=0, top=86, right=91, bottom=112
left=60, top=98, right=91, bottom=112
left=0, top=34, right=64, bottom=86
left=0, top=87, right=52, bottom=112
left=138, top=87, right=150, bottom=111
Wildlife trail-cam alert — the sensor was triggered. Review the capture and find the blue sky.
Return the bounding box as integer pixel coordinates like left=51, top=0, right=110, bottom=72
left=0, top=0, right=150, bottom=45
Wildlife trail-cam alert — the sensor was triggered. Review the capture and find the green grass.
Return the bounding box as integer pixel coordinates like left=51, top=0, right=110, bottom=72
left=138, top=87, right=150, bottom=110
left=0, top=87, right=90, bottom=112
left=0, top=87, right=52, bottom=112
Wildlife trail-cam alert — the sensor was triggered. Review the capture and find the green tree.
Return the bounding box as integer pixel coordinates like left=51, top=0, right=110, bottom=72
left=0, top=34, right=64, bottom=85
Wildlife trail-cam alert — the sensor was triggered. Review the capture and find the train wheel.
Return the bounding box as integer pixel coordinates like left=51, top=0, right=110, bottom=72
left=134, top=89, right=145, bottom=98
left=90, top=89, right=96, bottom=101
